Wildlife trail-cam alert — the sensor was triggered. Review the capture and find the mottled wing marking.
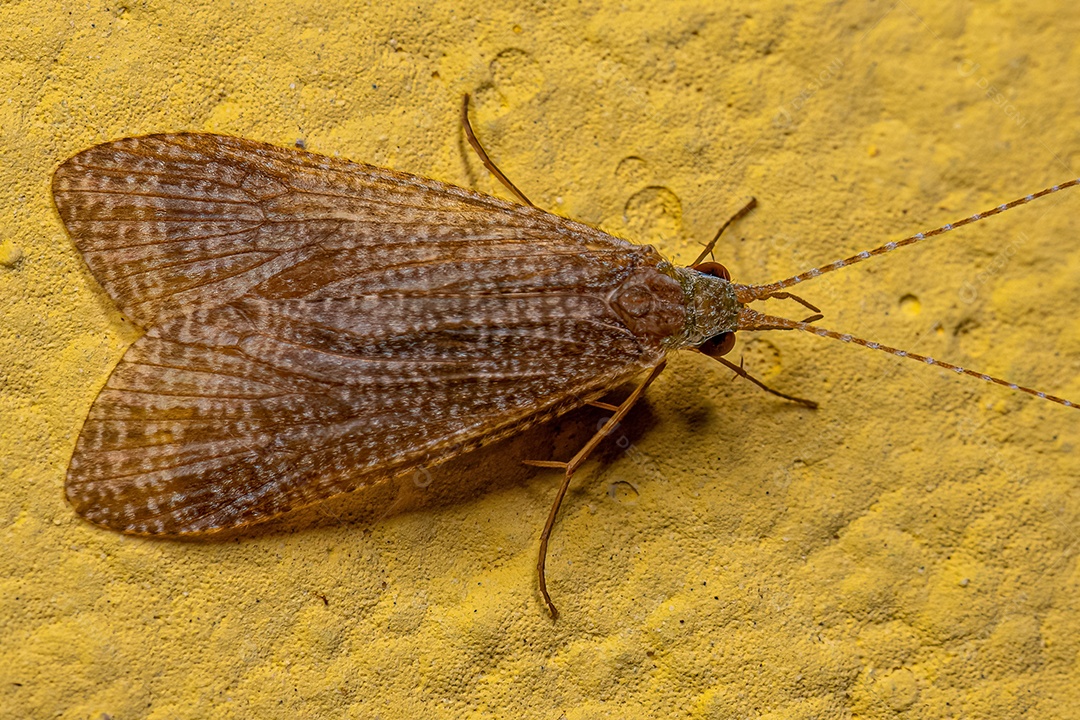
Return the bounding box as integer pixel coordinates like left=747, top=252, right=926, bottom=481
left=56, top=134, right=667, bottom=534
left=52, top=133, right=637, bottom=325
left=67, top=295, right=650, bottom=534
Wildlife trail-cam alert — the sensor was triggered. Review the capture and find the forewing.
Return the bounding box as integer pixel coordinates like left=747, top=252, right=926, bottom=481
left=56, top=134, right=670, bottom=534
left=65, top=290, right=659, bottom=534
left=52, top=133, right=641, bottom=326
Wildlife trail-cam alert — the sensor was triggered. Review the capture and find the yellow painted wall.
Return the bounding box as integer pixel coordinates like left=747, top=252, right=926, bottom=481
left=3, top=1, right=1079, bottom=718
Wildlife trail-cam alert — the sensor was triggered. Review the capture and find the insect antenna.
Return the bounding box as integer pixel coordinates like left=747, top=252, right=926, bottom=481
left=460, top=93, right=534, bottom=207
left=736, top=178, right=1080, bottom=303
left=735, top=307, right=1079, bottom=409
left=721, top=179, right=1080, bottom=409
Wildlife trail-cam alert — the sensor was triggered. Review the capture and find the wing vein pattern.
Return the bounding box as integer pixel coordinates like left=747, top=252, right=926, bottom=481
left=53, top=133, right=669, bottom=534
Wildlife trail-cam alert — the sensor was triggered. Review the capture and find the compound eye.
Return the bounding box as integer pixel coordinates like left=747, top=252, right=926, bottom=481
left=690, top=261, right=730, bottom=281
left=699, top=331, right=736, bottom=358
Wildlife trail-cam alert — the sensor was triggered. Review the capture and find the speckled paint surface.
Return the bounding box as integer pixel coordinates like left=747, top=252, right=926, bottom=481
left=3, top=2, right=1079, bottom=718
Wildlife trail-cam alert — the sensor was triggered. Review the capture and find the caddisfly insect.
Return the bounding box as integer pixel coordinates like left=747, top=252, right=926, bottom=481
left=52, top=96, right=1078, bottom=616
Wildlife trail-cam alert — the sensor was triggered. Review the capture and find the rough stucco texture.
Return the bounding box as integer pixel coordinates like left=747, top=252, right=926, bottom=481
left=3, top=1, right=1080, bottom=718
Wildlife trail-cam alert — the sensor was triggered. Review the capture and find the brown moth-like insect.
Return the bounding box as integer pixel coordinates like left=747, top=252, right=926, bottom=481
left=53, top=96, right=1078, bottom=617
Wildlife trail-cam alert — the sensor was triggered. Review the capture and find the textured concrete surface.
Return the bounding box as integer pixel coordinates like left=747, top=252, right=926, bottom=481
left=3, top=1, right=1079, bottom=718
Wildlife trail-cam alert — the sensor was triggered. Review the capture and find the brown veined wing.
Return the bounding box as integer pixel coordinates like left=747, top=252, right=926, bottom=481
left=53, top=133, right=674, bottom=534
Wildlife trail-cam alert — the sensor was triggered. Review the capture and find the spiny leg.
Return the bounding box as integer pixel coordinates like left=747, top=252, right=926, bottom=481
left=765, top=291, right=821, bottom=315
left=714, top=355, right=818, bottom=409
left=460, top=93, right=534, bottom=206
left=693, top=197, right=758, bottom=266
left=523, top=360, right=668, bottom=618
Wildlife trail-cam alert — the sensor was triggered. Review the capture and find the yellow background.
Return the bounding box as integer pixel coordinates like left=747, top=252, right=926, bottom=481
left=3, top=1, right=1080, bottom=718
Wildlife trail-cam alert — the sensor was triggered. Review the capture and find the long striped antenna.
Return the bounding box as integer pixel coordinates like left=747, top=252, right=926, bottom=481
left=736, top=307, right=1078, bottom=409
left=737, top=179, right=1080, bottom=302
left=723, top=179, right=1080, bottom=409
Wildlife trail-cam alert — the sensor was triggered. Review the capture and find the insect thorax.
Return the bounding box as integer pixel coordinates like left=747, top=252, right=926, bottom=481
left=664, top=263, right=742, bottom=349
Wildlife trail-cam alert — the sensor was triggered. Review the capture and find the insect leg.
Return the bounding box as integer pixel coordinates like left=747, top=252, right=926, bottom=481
left=763, top=291, right=821, bottom=314
left=714, top=355, right=818, bottom=409
left=692, top=197, right=758, bottom=266
left=460, top=93, right=534, bottom=206
left=532, top=360, right=668, bottom=618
